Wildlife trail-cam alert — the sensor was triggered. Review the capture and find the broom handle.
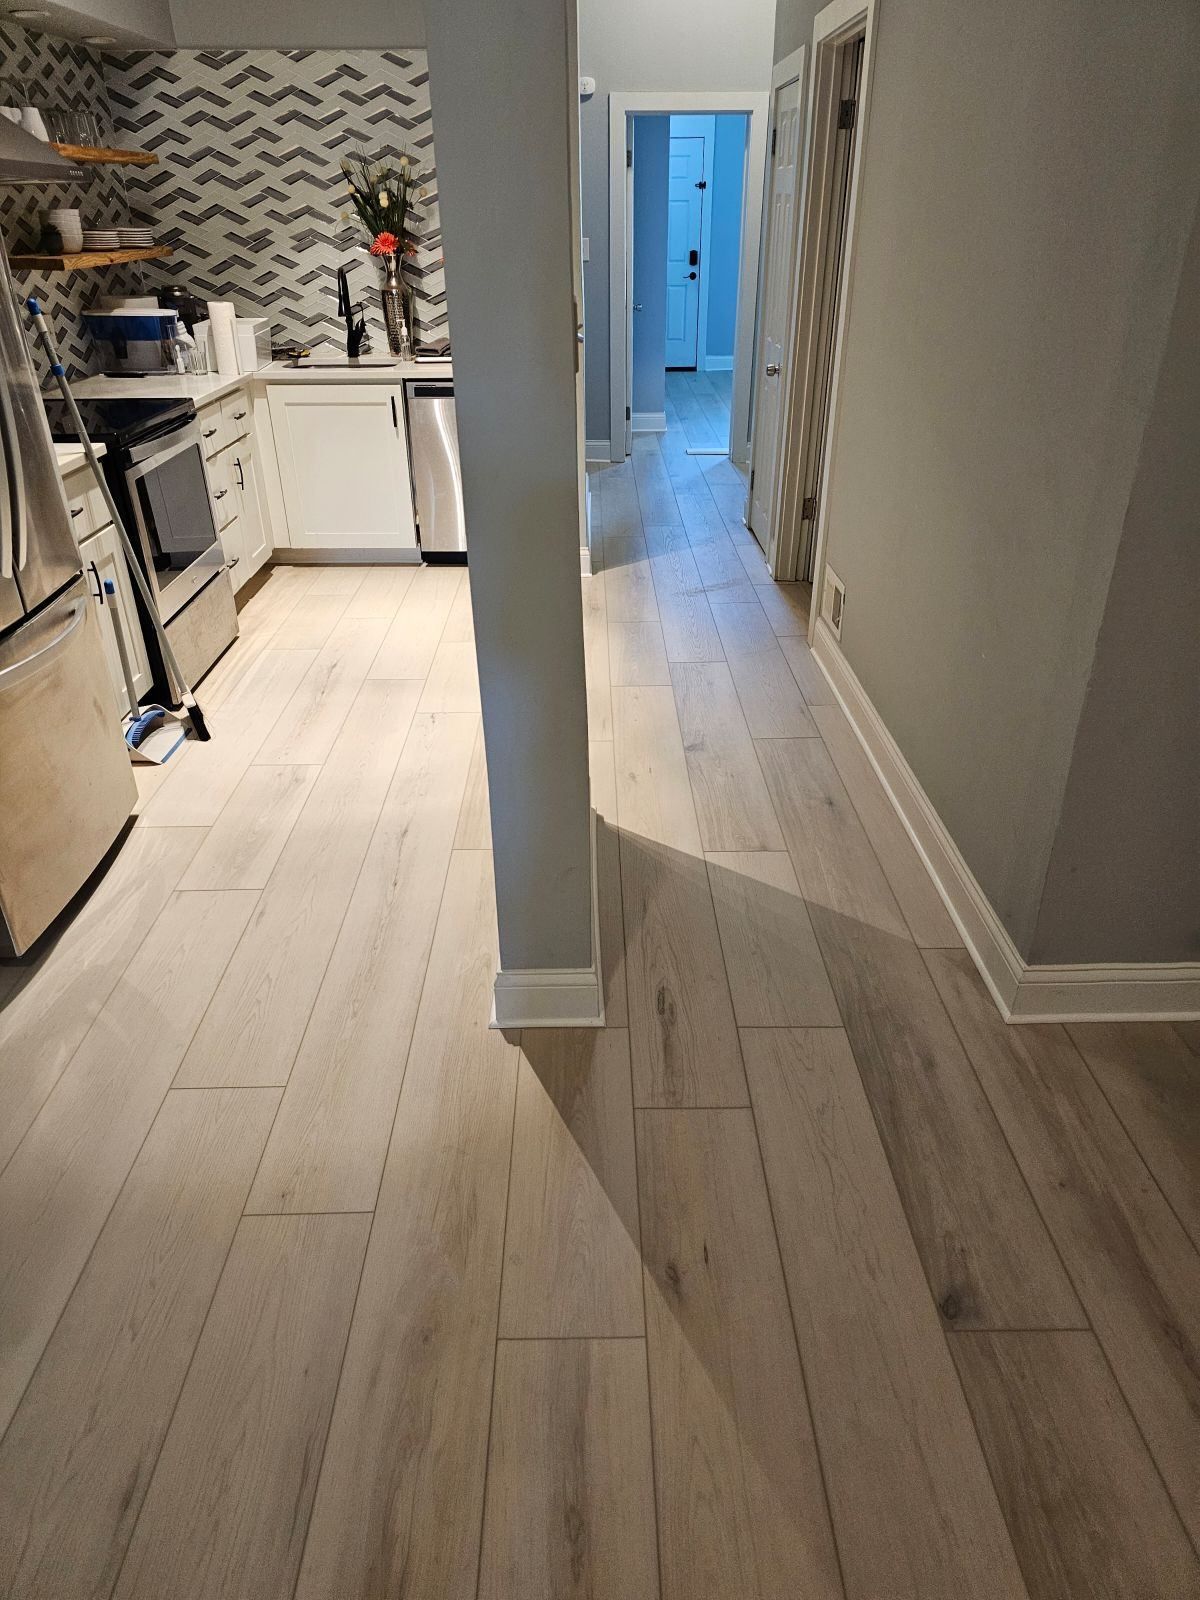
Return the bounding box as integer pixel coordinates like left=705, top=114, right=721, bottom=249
left=22, top=296, right=195, bottom=707
left=102, top=577, right=141, bottom=721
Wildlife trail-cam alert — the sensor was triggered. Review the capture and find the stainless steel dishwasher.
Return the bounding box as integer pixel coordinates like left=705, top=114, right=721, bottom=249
left=404, top=379, right=466, bottom=559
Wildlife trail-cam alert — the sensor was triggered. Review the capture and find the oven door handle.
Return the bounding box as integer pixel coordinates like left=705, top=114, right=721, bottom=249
left=124, top=424, right=205, bottom=480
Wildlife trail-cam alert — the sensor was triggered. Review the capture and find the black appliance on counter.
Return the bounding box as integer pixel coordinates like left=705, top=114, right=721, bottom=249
left=44, top=396, right=238, bottom=698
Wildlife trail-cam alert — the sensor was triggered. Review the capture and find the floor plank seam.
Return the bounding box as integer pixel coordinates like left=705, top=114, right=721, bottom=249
left=0, top=888, right=259, bottom=1452
left=1062, top=1026, right=1200, bottom=1268
left=913, top=950, right=1200, bottom=1566
left=473, top=1028, right=523, bottom=1600
left=628, top=1044, right=669, bottom=1600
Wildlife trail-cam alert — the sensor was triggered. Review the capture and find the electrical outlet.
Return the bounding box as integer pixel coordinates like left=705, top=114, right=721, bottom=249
left=823, top=566, right=846, bottom=639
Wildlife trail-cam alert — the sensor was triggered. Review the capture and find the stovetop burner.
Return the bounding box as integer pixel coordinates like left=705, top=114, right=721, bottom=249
left=43, top=394, right=195, bottom=449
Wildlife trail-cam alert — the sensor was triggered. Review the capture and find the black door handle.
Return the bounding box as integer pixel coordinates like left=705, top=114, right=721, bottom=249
left=687, top=271, right=697, bottom=280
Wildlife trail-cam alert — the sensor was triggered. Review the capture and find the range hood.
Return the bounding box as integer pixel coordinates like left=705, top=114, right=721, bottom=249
left=0, top=120, right=85, bottom=185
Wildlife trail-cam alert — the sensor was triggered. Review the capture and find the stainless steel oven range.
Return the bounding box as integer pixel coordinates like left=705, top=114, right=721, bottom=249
left=44, top=396, right=237, bottom=693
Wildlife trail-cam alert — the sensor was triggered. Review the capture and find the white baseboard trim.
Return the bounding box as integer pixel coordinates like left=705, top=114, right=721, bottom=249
left=810, top=620, right=1200, bottom=1023
left=490, top=808, right=605, bottom=1029
left=586, top=438, right=614, bottom=463
left=632, top=411, right=667, bottom=433
left=702, top=355, right=733, bottom=372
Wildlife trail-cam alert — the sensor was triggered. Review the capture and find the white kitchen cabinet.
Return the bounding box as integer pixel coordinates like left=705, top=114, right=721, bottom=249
left=266, top=383, right=418, bottom=552
left=207, top=449, right=237, bottom=532
left=231, top=436, right=270, bottom=580
left=78, top=522, right=152, bottom=718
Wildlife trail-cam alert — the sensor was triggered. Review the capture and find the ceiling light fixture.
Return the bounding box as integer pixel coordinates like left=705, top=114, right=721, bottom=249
left=83, top=33, right=116, bottom=42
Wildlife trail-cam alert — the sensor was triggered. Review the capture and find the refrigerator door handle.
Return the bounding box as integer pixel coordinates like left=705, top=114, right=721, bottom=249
left=0, top=392, right=11, bottom=580
left=0, top=587, right=87, bottom=689
left=0, top=372, right=27, bottom=571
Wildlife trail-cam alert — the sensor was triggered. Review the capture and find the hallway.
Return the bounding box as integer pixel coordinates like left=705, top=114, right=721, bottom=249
left=0, top=410, right=1196, bottom=1597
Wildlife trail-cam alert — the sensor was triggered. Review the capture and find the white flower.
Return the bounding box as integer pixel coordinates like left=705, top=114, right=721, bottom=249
left=399, top=155, right=411, bottom=170
left=378, top=188, right=389, bottom=205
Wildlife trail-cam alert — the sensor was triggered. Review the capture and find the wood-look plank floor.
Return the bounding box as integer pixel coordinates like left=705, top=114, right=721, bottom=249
left=0, top=411, right=1195, bottom=1599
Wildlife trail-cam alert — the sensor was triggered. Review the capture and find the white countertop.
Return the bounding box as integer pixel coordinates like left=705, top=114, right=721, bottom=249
left=55, top=441, right=106, bottom=475
left=262, top=355, right=452, bottom=382
left=71, top=370, right=248, bottom=404
left=70, top=354, right=451, bottom=402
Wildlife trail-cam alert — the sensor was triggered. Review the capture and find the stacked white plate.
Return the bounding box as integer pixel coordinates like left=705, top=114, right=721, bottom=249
left=117, top=227, right=155, bottom=248
left=82, top=229, right=119, bottom=251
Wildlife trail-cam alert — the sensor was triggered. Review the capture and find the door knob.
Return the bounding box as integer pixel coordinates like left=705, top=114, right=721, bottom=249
left=765, top=362, right=780, bottom=376
left=687, top=271, right=697, bottom=280
left=632, top=302, right=643, bottom=311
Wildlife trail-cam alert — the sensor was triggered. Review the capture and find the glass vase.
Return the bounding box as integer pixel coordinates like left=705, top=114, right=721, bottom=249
left=380, top=254, right=412, bottom=358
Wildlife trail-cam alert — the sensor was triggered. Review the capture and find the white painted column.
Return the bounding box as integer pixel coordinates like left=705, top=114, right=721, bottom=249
left=423, top=0, right=599, bottom=1025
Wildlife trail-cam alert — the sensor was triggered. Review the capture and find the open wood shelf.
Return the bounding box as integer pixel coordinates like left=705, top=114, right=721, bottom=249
left=50, top=142, right=159, bottom=167
left=9, top=244, right=173, bottom=271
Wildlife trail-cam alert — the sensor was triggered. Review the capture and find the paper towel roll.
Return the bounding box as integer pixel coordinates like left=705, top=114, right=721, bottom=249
left=207, top=301, right=240, bottom=377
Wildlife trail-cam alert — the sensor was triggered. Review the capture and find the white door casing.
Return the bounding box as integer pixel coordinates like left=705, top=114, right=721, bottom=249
left=664, top=133, right=705, bottom=368
left=747, top=53, right=806, bottom=555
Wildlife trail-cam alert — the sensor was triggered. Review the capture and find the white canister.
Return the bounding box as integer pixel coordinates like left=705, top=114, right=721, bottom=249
left=46, top=207, right=83, bottom=252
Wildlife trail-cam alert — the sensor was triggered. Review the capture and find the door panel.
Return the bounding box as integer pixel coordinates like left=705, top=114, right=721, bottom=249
left=80, top=522, right=152, bottom=715
left=748, top=70, right=805, bottom=553
left=0, top=575, right=135, bottom=955
left=664, top=136, right=705, bottom=368
left=267, top=384, right=417, bottom=551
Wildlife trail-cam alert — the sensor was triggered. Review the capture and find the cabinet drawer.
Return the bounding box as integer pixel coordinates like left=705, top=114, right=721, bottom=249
left=222, top=391, right=251, bottom=443
left=63, top=472, right=111, bottom=542
left=208, top=452, right=237, bottom=530
left=198, top=402, right=228, bottom=460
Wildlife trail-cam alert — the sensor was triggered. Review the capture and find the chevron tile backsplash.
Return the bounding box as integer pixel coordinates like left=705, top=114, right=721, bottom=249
left=104, top=48, right=446, bottom=354
left=0, top=20, right=142, bottom=376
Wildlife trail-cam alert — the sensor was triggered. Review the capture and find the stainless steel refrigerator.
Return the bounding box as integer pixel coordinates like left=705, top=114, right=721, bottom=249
left=0, top=230, right=136, bottom=955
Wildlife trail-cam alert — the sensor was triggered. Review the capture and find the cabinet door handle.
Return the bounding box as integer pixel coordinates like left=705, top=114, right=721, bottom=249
left=233, top=409, right=247, bottom=420
left=214, top=488, right=228, bottom=500
left=69, top=506, right=84, bottom=518
left=234, top=457, right=245, bottom=491
left=202, top=427, right=218, bottom=438
left=390, top=395, right=398, bottom=430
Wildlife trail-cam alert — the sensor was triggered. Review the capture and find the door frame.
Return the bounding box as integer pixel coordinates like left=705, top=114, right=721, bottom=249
left=773, top=0, right=878, bottom=607
left=608, top=89, right=769, bottom=466
left=746, top=43, right=809, bottom=566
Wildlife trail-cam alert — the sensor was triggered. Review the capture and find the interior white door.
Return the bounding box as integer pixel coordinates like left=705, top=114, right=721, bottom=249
left=748, top=68, right=805, bottom=553
left=664, top=135, right=705, bottom=368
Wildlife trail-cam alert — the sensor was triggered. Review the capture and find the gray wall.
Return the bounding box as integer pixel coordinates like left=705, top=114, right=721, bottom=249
left=772, top=0, right=822, bottom=63
left=817, top=0, right=1200, bottom=957
left=168, top=0, right=424, bottom=47
left=424, top=0, right=593, bottom=973
left=631, top=114, right=668, bottom=418
left=577, top=0, right=775, bottom=445
left=1030, top=193, right=1200, bottom=965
